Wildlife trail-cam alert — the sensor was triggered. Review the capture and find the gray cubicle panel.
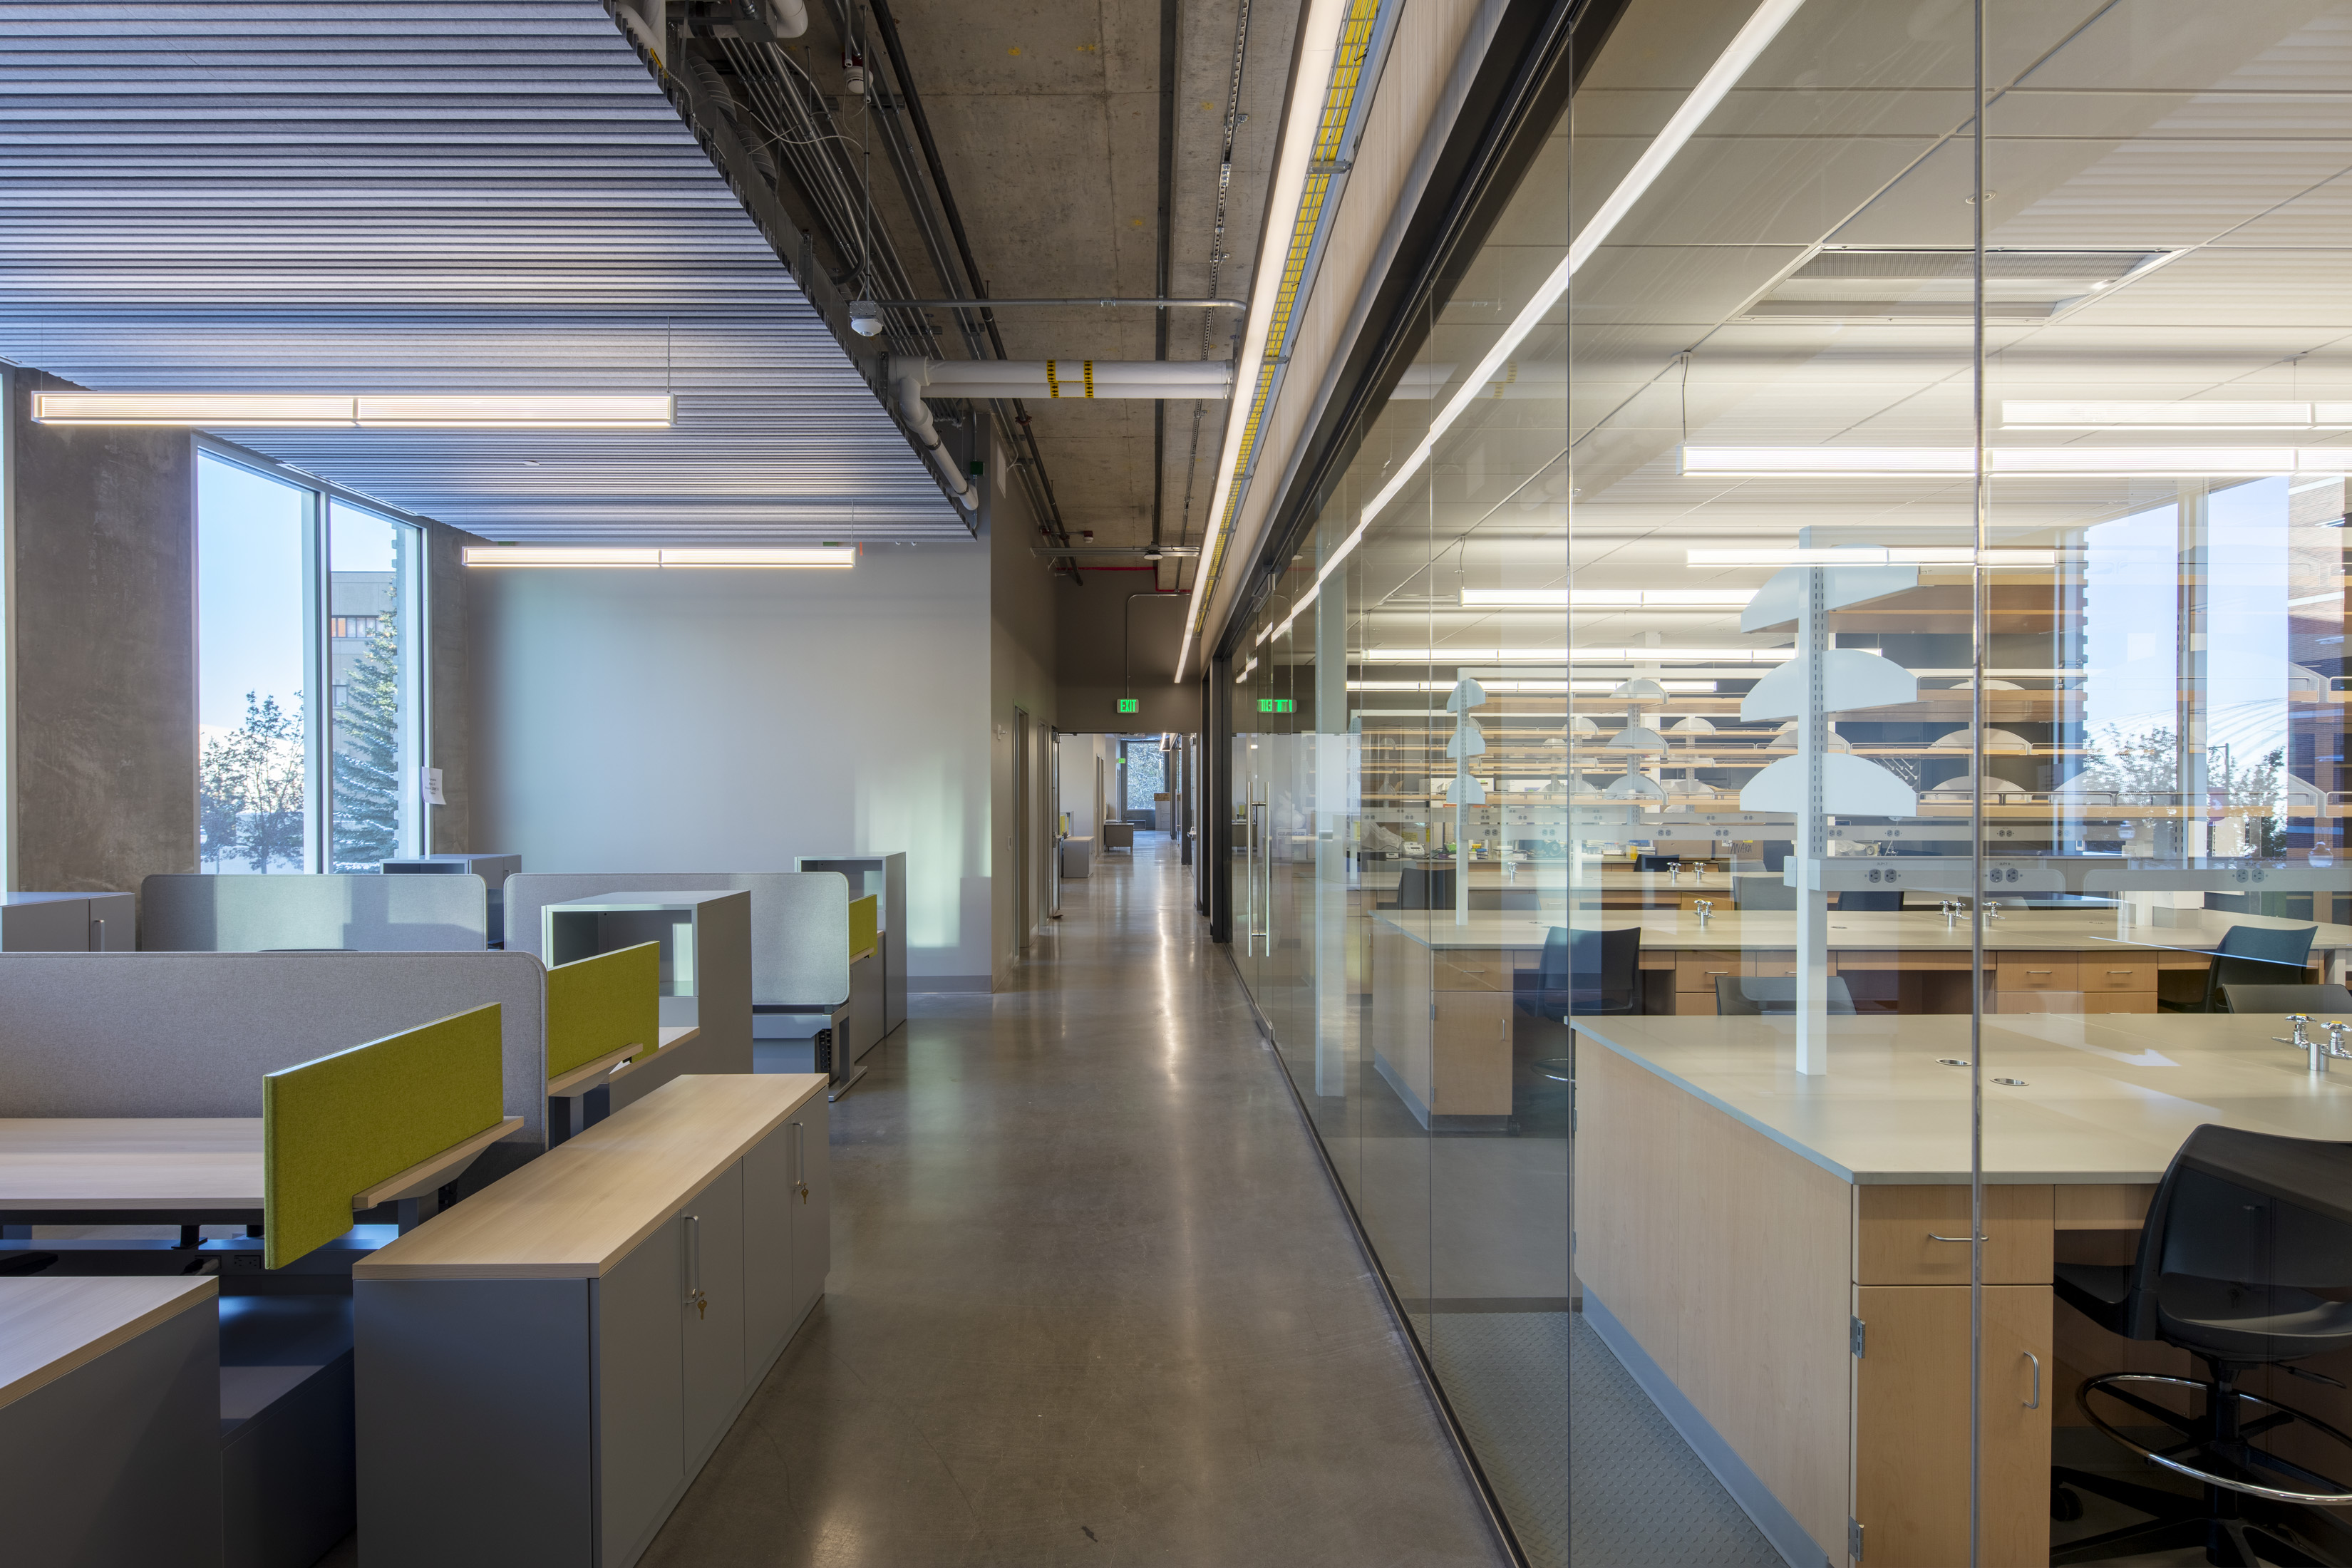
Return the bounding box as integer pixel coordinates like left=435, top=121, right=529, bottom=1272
left=0, top=892, right=134, bottom=951
left=544, top=889, right=754, bottom=1110
left=505, top=872, right=850, bottom=1012
left=140, top=873, right=489, bottom=952
left=0, top=951, right=550, bottom=1143
left=382, top=854, right=520, bottom=945
left=793, top=851, right=907, bottom=1035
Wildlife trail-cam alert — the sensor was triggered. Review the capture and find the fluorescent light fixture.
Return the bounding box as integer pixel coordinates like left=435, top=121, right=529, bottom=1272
left=464, top=545, right=855, bottom=569
left=30, top=392, right=356, bottom=426
left=1686, top=546, right=2063, bottom=567
left=1348, top=679, right=1718, bottom=693
left=655, top=547, right=855, bottom=568
left=1175, top=0, right=1354, bottom=684
left=1177, top=0, right=1808, bottom=681
left=31, top=391, right=674, bottom=428
left=1460, top=587, right=1760, bottom=609
left=1360, top=646, right=1789, bottom=664
left=2001, top=400, right=2352, bottom=430
left=1681, top=444, right=2351, bottom=478
left=355, top=394, right=673, bottom=428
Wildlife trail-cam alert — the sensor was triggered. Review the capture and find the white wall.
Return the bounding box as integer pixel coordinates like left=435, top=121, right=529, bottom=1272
left=1056, top=733, right=1120, bottom=841
left=469, top=544, right=996, bottom=988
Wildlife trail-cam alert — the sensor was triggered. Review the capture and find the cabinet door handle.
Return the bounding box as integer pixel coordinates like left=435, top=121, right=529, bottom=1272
left=684, top=1212, right=706, bottom=1318
left=791, top=1120, right=810, bottom=1204
left=2023, top=1349, right=2041, bottom=1410
left=2025, top=969, right=2053, bottom=975
left=1927, top=1233, right=1984, bottom=1244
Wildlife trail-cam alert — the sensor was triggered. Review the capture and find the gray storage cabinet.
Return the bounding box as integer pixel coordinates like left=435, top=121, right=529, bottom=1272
left=354, top=1076, right=830, bottom=1568
left=0, top=890, right=133, bottom=950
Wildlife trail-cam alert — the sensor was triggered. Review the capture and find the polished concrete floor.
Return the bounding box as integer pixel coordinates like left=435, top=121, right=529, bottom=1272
left=634, top=835, right=1508, bottom=1567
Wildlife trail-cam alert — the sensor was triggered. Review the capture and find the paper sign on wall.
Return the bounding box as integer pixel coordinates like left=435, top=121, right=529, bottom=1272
left=421, top=767, right=445, bottom=806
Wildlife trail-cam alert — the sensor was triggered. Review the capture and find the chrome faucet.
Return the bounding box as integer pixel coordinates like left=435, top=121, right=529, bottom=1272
left=2315, top=1020, right=2352, bottom=1076
left=1693, top=898, right=1713, bottom=929
left=2279, top=1014, right=2315, bottom=1053
left=1668, top=860, right=1683, bottom=884
left=1939, top=899, right=1959, bottom=930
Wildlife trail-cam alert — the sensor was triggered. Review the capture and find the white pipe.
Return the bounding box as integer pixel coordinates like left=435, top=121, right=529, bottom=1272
left=887, top=358, right=976, bottom=511
left=766, top=0, right=809, bottom=36
left=614, top=2, right=663, bottom=66
left=909, top=358, right=1234, bottom=401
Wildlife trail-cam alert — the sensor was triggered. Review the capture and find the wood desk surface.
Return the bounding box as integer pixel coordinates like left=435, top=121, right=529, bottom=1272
left=1372, top=905, right=2352, bottom=956
left=1574, top=1013, right=2352, bottom=1186
left=0, top=1118, right=262, bottom=1209
left=355, top=1073, right=825, bottom=1281
left=0, top=1276, right=217, bottom=1413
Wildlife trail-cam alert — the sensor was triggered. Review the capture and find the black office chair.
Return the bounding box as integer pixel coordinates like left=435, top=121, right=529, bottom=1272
left=2162, top=926, right=2320, bottom=1014
left=1837, top=889, right=1904, bottom=912
left=1634, top=854, right=1678, bottom=873
left=1524, top=927, right=1642, bottom=1085
left=1713, top=974, right=1856, bottom=1016
left=2052, top=1125, right=2352, bottom=1567
left=2222, top=984, right=2352, bottom=1017
left=1380, top=865, right=1456, bottom=911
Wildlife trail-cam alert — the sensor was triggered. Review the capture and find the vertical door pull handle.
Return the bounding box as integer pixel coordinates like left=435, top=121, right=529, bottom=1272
left=684, top=1212, right=706, bottom=1318
left=2023, top=1349, right=2041, bottom=1410
left=791, top=1120, right=810, bottom=1203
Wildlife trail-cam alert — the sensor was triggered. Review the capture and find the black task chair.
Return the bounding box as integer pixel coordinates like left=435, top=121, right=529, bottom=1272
left=1837, top=889, right=1904, bottom=912
left=2162, top=925, right=2320, bottom=1013
left=1713, top=974, right=1856, bottom=1016
left=2051, top=1125, right=2352, bottom=1567
left=2222, top=983, right=2352, bottom=1017
left=1380, top=864, right=1457, bottom=911
left=1522, top=927, right=1641, bottom=1083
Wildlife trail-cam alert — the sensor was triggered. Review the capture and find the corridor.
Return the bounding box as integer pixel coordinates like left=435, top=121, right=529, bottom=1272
left=640, top=834, right=1507, bottom=1567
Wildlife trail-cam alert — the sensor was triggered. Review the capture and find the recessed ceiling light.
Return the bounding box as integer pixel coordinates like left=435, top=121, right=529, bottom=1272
left=1737, top=249, right=2175, bottom=323
left=30, top=392, right=674, bottom=428
left=1680, top=445, right=2352, bottom=478
left=463, top=546, right=855, bottom=569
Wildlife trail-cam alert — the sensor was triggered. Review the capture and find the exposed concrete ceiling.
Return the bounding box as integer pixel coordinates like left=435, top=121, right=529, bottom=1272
left=777, top=0, right=1298, bottom=590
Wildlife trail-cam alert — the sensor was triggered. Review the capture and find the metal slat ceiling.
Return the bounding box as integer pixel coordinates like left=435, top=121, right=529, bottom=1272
left=0, top=0, right=967, bottom=542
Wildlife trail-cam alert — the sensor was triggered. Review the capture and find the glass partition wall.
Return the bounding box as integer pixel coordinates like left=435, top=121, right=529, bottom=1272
left=1216, top=4, right=2352, bottom=1565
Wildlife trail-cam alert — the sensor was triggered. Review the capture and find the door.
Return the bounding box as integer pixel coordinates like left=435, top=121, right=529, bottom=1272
left=595, top=1224, right=684, bottom=1564
left=1013, top=707, right=1032, bottom=955
left=1855, top=1283, right=2053, bottom=1567
left=743, top=1130, right=795, bottom=1374
left=788, top=1103, right=832, bottom=1329
left=679, top=1167, right=746, bottom=1465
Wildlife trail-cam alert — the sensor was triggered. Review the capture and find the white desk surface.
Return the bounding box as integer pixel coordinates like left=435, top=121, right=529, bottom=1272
left=0, top=1276, right=217, bottom=1413
left=0, top=1118, right=262, bottom=1210
left=1371, top=905, right=2352, bottom=956
left=1575, top=1012, right=2352, bottom=1187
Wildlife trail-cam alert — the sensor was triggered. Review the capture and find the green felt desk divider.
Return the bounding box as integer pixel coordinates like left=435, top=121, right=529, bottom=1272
left=850, top=894, right=879, bottom=960
left=545, top=942, right=662, bottom=1079
left=262, top=1004, right=506, bottom=1270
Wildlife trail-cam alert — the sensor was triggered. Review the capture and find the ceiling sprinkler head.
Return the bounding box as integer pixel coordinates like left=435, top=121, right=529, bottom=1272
left=847, top=299, right=884, bottom=336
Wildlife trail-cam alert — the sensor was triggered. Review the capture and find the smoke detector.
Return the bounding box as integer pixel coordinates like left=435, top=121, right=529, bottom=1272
left=847, top=299, right=884, bottom=337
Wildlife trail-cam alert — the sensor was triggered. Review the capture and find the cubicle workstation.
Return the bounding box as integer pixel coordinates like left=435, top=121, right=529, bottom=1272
left=354, top=1072, right=830, bottom=1568
left=506, top=870, right=857, bottom=1074
left=0, top=994, right=527, bottom=1568
left=140, top=872, right=492, bottom=952
left=381, top=853, right=521, bottom=946
left=542, top=890, right=751, bottom=1110
left=793, top=851, right=906, bottom=1036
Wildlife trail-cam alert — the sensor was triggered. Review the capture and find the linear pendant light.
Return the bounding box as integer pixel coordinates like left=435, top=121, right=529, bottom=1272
left=463, top=546, right=856, bottom=569
left=2001, top=400, right=2352, bottom=430
left=31, top=392, right=675, bottom=429
left=1460, top=587, right=1757, bottom=608
left=1178, top=0, right=1811, bottom=681
left=1680, top=444, right=2352, bottom=478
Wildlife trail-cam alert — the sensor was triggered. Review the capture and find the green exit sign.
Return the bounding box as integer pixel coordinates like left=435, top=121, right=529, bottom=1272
left=1258, top=698, right=1296, bottom=713
left=1118, top=698, right=1140, bottom=713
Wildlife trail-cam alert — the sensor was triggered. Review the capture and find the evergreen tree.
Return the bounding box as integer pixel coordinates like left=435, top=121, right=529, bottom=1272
left=331, top=586, right=406, bottom=870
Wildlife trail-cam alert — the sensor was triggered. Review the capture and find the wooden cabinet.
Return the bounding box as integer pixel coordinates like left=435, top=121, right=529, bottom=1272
left=1856, top=1185, right=2052, bottom=1286
left=1855, top=1284, right=2052, bottom=1568
left=356, top=1076, right=830, bottom=1568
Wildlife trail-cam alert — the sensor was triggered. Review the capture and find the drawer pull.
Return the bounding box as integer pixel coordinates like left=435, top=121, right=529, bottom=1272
left=1927, top=1233, right=1984, bottom=1244
left=2024, top=969, right=2053, bottom=975
left=2107, top=969, right=2134, bottom=975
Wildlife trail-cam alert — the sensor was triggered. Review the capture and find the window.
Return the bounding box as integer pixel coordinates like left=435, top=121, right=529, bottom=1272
left=196, top=449, right=428, bottom=873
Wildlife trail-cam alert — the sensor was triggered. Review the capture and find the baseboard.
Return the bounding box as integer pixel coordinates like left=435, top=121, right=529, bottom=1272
left=1582, top=1290, right=1827, bottom=1568
left=908, top=975, right=991, bottom=994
